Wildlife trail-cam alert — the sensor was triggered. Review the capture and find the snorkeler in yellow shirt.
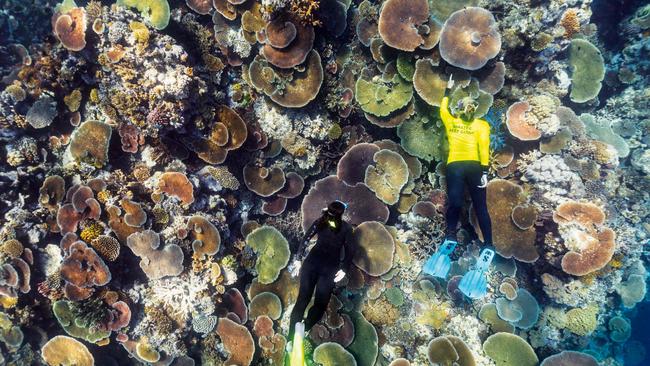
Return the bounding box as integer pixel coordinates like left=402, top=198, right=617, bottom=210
left=423, top=95, right=494, bottom=299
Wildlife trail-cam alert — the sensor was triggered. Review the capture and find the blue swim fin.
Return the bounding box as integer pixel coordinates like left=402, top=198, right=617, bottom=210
left=459, top=248, right=495, bottom=299
left=422, top=239, right=457, bottom=278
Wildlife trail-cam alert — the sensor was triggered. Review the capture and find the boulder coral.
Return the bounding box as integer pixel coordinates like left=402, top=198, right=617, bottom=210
left=60, top=241, right=111, bottom=300
left=187, top=216, right=221, bottom=258
left=540, top=351, right=598, bottom=366
left=248, top=50, right=324, bottom=108
left=157, top=172, right=194, bottom=205
left=337, top=143, right=380, bottom=186
left=506, top=101, right=542, bottom=141
left=69, top=121, right=112, bottom=167
left=216, top=317, right=255, bottom=366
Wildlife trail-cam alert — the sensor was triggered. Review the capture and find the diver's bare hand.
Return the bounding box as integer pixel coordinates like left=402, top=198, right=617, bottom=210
left=289, top=259, right=302, bottom=277
left=334, top=270, right=346, bottom=283
left=478, top=173, right=488, bottom=188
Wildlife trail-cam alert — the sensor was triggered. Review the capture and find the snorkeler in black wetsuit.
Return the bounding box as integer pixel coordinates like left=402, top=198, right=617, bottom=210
left=287, top=200, right=355, bottom=341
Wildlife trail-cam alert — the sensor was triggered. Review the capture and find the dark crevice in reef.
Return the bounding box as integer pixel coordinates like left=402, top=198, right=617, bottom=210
left=591, top=0, right=645, bottom=51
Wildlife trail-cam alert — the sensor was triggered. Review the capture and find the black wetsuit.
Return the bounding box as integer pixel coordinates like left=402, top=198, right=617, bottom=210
left=445, top=160, right=493, bottom=245
left=288, top=216, right=355, bottom=338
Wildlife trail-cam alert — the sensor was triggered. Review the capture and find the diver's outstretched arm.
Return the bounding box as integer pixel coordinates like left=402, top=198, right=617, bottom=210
left=296, top=219, right=319, bottom=259
left=440, top=96, right=454, bottom=130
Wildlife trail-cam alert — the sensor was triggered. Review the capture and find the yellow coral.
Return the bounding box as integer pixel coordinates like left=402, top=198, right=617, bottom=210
left=130, top=21, right=150, bottom=46
left=4, top=84, right=26, bottom=102
left=416, top=302, right=450, bottom=329
left=565, top=305, right=599, bottom=336
left=89, top=88, right=99, bottom=104
left=290, top=0, right=322, bottom=27
left=328, top=123, right=342, bottom=140
left=152, top=206, right=169, bottom=225
left=96, top=190, right=110, bottom=204
left=1, top=239, right=24, bottom=258
left=80, top=221, right=104, bottom=242
left=609, top=254, right=624, bottom=269
left=362, top=297, right=400, bottom=326
left=0, top=296, right=18, bottom=309
left=64, top=89, right=82, bottom=112
left=560, top=9, right=581, bottom=39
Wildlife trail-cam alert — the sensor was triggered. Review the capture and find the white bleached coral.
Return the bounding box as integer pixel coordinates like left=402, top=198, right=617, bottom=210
left=253, top=98, right=333, bottom=141
left=522, top=154, right=585, bottom=206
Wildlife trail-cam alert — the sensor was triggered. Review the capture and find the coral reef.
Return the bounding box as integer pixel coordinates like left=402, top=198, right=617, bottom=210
left=0, top=0, right=647, bottom=365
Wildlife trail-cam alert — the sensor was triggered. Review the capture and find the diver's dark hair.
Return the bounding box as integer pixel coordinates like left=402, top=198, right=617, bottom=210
left=315, top=201, right=346, bottom=232
left=327, top=200, right=346, bottom=217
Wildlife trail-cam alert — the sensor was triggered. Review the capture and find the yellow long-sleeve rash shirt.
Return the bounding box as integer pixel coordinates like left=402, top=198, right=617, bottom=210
left=440, top=97, right=491, bottom=166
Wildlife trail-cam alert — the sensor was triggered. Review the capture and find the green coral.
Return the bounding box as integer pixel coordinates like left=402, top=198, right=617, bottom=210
left=312, top=342, right=357, bottom=365
left=347, top=311, right=378, bottom=366
left=616, top=274, right=647, bottom=308
left=429, top=0, right=479, bottom=21
left=53, top=300, right=111, bottom=343
left=396, top=54, right=415, bottom=82
left=384, top=287, right=404, bottom=307
left=580, top=113, right=630, bottom=158
left=249, top=291, right=283, bottom=320
left=397, top=114, right=447, bottom=162
left=0, top=313, right=23, bottom=349
left=483, top=332, right=538, bottom=366
left=609, top=316, right=631, bottom=343
left=55, top=0, right=78, bottom=13
left=479, top=303, right=515, bottom=333
left=413, top=59, right=448, bottom=107
left=355, top=74, right=413, bottom=117
left=565, top=305, right=599, bottom=336
left=632, top=5, right=650, bottom=29
left=116, top=0, right=170, bottom=30
left=245, top=226, right=291, bottom=285
left=568, top=39, right=605, bottom=103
